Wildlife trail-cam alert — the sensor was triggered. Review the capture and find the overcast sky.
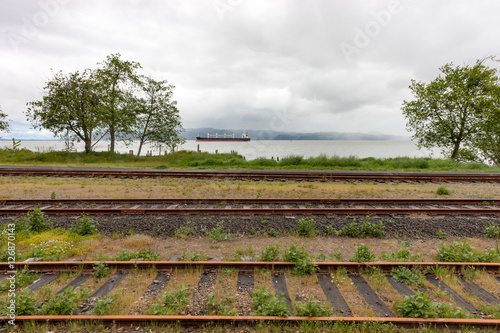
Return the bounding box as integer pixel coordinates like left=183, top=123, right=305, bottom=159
left=1, top=0, right=500, bottom=139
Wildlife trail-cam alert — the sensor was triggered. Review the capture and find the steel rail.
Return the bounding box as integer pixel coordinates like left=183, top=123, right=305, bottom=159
left=2, top=261, right=500, bottom=274
left=2, top=315, right=500, bottom=329
left=1, top=198, right=499, bottom=205
left=0, top=207, right=498, bottom=215
left=1, top=168, right=500, bottom=182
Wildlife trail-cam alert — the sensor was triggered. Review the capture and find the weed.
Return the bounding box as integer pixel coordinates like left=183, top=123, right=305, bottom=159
left=261, top=219, right=268, bottom=225
left=93, top=261, right=110, bottom=281
left=149, top=285, right=189, bottom=315
left=434, top=239, right=500, bottom=262
left=350, top=244, right=376, bottom=262
left=296, top=217, right=316, bottom=237
left=207, top=293, right=238, bottom=316
left=174, top=221, right=196, bottom=239
left=39, top=286, right=89, bottom=315
left=282, top=245, right=309, bottom=262
left=70, top=215, right=99, bottom=236
left=222, top=267, right=236, bottom=275
left=336, top=216, right=384, bottom=238
left=333, top=250, right=343, bottom=261
left=27, top=239, right=74, bottom=261
left=259, top=244, right=281, bottom=261
left=205, top=223, right=235, bottom=242
left=0, top=266, right=39, bottom=292
left=395, top=291, right=438, bottom=318
left=436, top=186, right=451, bottom=195
left=294, top=297, right=332, bottom=317
left=181, top=252, right=209, bottom=261
left=112, top=249, right=160, bottom=261
left=17, top=208, right=53, bottom=233
left=293, top=257, right=318, bottom=275
left=436, top=231, right=447, bottom=239
left=0, top=290, right=36, bottom=315
left=267, top=228, right=279, bottom=237
left=250, top=287, right=291, bottom=317
left=50, top=192, right=56, bottom=199
left=390, top=266, right=422, bottom=286
left=380, top=247, right=424, bottom=262
left=325, top=224, right=335, bottom=236
left=88, top=293, right=118, bottom=315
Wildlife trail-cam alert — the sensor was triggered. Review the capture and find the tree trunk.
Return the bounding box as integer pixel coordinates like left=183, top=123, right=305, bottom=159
left=137, top=138, right=144, bottom=156
left=84, top=140, right=92, bottom=154
left=451, top=141, right=461, bottom=159
left=109, top=125, right=115, bottom=152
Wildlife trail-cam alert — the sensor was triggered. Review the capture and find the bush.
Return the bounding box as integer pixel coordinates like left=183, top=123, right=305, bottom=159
left=70, top=215, right=99, bottom=236
left=350, top=244, right=376, bottom=262
left=296, top=217, right=316, bottom=237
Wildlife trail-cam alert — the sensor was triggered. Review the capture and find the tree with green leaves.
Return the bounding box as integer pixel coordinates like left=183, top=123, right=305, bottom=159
left=474, top=108, right=500, bottom=165
left=96, top=53, right=142, bottom=152
left=0, top=105, right=9, bottom=136
left=133, top=77, right=185, bottom=156
left=26, top=70, right=106, bottom=154
left=402, top=59, right=500, bottom=160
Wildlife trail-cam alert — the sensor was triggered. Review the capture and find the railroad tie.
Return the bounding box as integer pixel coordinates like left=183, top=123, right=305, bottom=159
left=425, top=276, right=478, bottom=314
left=74, top=271, right=128, bottom=315
left=145, top=272, right=172, bottom=296
left=317, top=273, right=352, bottom=316
left=385, top=275, right=415, bottom=297
left=272, top=272, right=293, bottom=313
left=349, top=274, right=394, bottom=317
left=459, top=277, right=500, bottom=305
left=24, top=273, right=60, bottom=293
left=56, top=274, right=92, bottom=296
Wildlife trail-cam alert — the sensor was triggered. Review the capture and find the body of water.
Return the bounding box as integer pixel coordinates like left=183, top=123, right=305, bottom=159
left=0, top=140, right=442, bottom=160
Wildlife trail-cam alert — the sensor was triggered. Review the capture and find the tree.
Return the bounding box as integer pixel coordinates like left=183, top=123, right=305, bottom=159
left=0, top=105, right=10, bottom=136
left=26, top=70, right=106, bottom=154
left=474, top=108, right=500, bottom=165
left=133, top=77, right=185, bottom=156
left=96, top=53, right=142, bottom=152
left=402, top=60, right=500, bottom=160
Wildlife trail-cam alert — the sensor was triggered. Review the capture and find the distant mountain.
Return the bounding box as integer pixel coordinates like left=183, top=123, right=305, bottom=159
left=183, top=128, right=408, bottom=141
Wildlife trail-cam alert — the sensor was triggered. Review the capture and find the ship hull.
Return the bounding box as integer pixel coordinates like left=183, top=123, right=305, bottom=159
left=196, top=137, right=251, bottom=142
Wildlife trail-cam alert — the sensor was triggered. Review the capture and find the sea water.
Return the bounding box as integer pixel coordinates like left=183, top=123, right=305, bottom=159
left=0, top=140, right=442, bottom=160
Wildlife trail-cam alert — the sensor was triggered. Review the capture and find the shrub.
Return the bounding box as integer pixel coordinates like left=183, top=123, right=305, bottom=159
left=295, top=297, right=332, bottom=317
left=350, top=244, right=376, bottom=262
left=259, top=244, right=281, bottom=261
left=436, top=186, right=451, bottom=195
left=70, top=215, right=99, bottom=236
left=296, top=217, right=316, bottom=237
left=250, top=287, right=290, bottom=317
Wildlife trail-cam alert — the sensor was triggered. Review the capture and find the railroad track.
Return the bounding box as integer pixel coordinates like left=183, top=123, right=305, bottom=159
left=1, top=166, right=500, bottom=182
left=2, top=261, right=500, bottom=329
left=0, top=198, right=499, bottom=216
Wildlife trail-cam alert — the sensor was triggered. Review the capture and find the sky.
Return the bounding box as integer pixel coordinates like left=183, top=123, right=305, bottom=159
left=1, top=0, right=500, bottom=140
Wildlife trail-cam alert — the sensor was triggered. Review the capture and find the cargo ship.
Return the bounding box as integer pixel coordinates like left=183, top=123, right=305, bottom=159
left=196, top=132, right=250, bottom=142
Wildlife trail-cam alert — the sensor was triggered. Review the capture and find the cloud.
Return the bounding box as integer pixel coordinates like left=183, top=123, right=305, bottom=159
left=1, top=0, right=500, bottom=139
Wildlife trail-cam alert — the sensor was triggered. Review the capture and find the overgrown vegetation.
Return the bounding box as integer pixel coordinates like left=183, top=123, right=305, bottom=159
left=149, top=285, right=189, bottom=315
left=335, top=216, right=385, bottom=238
left=296, top=217, right=316, bottom=237
left=1, top=148, right=500, bottom=171
left=396, top=291, right=469, bottom=319
left=434, top=239, right=500, bottom=262
left=250, top=287, right=291, bottom=317
left=39, top=286, right=89, bottom=315
left=111, top=249, right=160, bottom=261
left=70, top=215, right=99, bottom=236
left=294, top=297, right=332, bottom=317
left=390, top=266, right=423, bottom=286
left=350, top=244, right=376, bottom=262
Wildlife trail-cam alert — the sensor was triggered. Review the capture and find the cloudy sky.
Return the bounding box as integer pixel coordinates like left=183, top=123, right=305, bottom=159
left=1, top=0, right=500, bottom=139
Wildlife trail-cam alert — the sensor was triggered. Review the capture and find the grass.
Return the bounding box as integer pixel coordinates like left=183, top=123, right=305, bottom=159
left=1, top=148, right=499, bottom=172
